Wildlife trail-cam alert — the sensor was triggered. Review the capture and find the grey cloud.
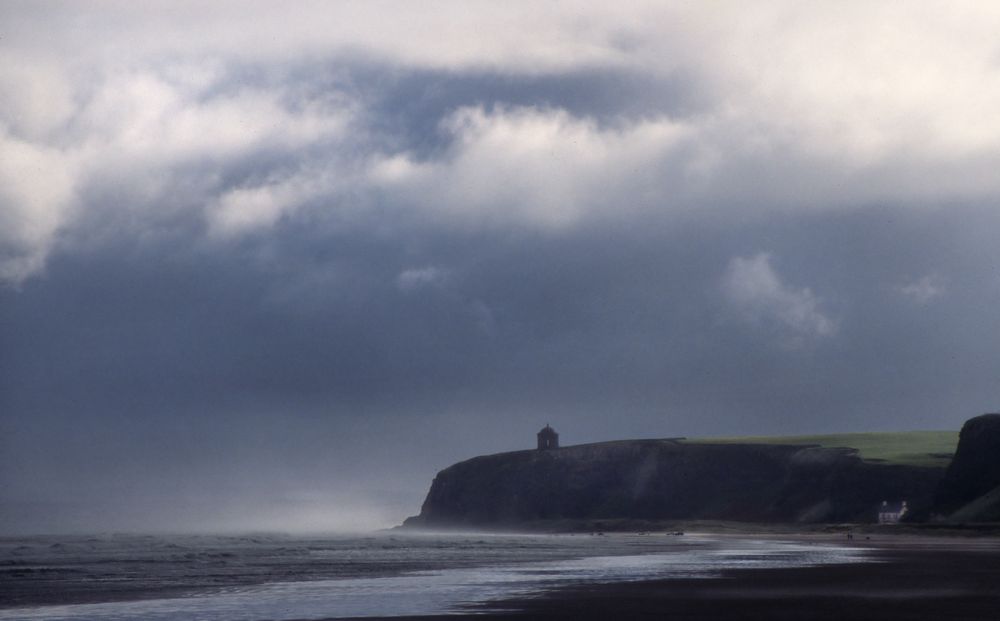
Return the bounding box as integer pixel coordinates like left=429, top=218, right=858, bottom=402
left=5, top=204, right=1000, bottom=532
left=10, top=6, right=1000, bottom=282
left=896, top=274, right=946, bottom=305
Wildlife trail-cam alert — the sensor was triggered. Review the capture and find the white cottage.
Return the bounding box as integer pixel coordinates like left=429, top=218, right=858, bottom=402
left=877, top=500, right=908, bottom=524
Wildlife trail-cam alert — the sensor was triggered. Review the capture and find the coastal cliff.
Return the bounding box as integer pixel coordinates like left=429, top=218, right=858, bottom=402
left=932, top=413, right=1000, bottom=521
left=404, top=438, right=945, bottom=528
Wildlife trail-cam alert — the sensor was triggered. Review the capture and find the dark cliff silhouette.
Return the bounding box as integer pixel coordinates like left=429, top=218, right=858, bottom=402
left=404, top=438, right=945, bottom=528
left=932, top=413, right=1000, bottom=521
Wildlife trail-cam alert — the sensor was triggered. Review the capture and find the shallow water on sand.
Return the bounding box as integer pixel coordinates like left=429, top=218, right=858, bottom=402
left=0, top=532, right=868, bottom=620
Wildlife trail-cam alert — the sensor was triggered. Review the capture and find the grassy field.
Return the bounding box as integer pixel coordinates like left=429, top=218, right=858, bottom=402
left=683, top=431, right=959, bottom=468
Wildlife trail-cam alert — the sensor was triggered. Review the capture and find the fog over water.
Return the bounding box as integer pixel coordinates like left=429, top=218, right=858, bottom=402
left=3, top=2, right=1000, bottom=533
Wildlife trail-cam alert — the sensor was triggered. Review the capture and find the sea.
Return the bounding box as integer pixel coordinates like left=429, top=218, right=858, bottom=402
left=0, top=531, right=868, bottom=620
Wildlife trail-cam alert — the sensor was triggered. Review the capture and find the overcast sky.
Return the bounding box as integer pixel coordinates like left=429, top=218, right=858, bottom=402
left=3, top=1, right=1000, bottom=533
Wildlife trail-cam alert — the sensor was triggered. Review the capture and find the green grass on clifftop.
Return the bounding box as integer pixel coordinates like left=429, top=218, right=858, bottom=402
left=683, top=431, right=958, bottom=468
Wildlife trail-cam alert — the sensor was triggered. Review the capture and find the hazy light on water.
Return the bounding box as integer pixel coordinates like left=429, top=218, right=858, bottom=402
left=0, top=535, right=868, bottom=620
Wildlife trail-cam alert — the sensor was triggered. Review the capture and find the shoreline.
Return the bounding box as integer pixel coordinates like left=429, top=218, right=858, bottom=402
left=352, top=533, right=1000, bottom=621
left=396, top=518, right=1000, bottom=538
left=6, top=530, right=1000, bottom=620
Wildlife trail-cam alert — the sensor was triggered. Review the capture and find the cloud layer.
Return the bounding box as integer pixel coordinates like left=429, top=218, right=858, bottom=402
left=7, top=3, right=1000, bottom=283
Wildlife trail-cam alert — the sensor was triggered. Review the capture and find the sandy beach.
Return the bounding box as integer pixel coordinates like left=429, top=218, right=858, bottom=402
left=350, top=534, right=1000, bottom=621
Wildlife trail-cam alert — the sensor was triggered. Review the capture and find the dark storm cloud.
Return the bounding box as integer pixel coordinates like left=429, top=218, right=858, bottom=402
left=5, top=205, right=1000, bottom=533
left=4, top=203, right=996, bottom=432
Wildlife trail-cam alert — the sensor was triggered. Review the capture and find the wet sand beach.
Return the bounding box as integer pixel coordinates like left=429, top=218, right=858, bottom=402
left=5, top=531, right=998, bottom=620
left=354, top=535, right=1000, bottom=621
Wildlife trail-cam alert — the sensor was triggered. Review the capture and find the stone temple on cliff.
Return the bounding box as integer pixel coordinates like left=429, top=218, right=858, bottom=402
left=537, top=424, right=559, bottom=450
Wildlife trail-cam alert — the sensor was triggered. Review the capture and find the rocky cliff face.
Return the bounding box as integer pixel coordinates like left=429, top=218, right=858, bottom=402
left=405, top=439, right=944, bottom=528
left=932, top=413, right=1000, bottom=520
